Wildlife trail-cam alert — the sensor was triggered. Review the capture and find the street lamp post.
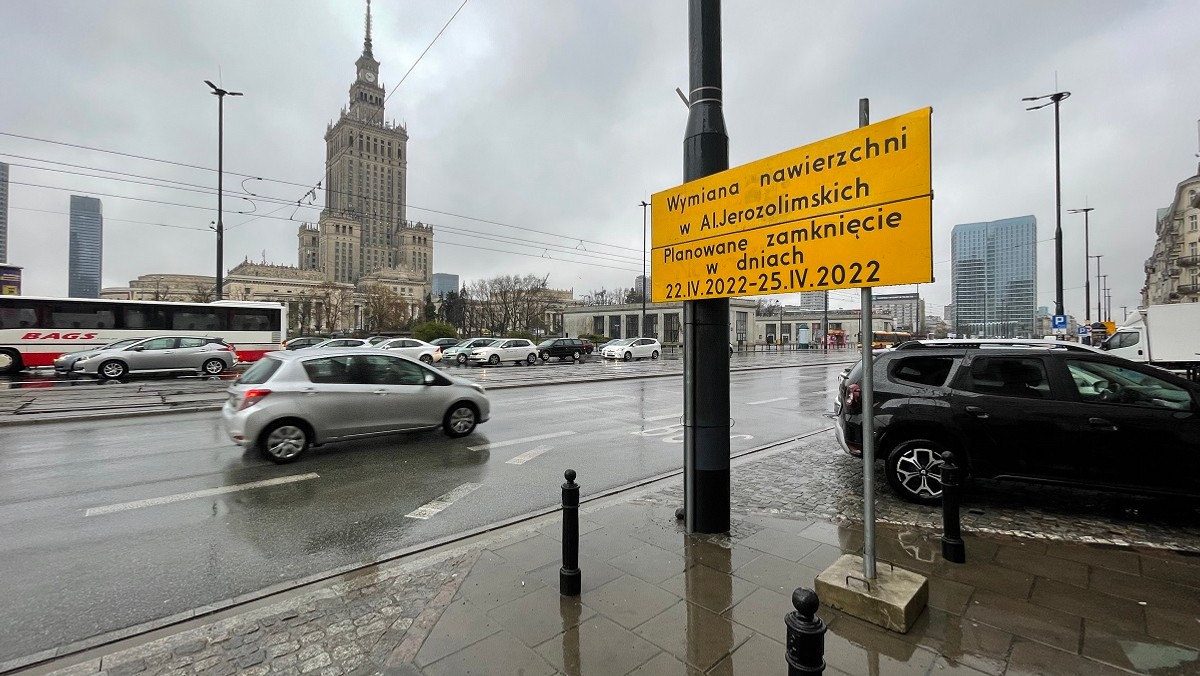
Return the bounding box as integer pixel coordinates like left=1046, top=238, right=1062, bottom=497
left=1090, top=254, right=1103, bottom=322
left=639, top=200, right=650, bottom=337
left=1068, top=207, right=1094, bottom=322
left=205, top=80, right=243, bottom=301
left=1023, top=91, right=1071, bottom=317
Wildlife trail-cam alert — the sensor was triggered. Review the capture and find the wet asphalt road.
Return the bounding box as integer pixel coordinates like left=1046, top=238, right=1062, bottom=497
left=0, top=363, right=842, bottom=664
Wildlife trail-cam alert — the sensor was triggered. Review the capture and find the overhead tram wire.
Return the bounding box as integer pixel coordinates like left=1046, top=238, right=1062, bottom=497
left=8, top=177, right=642, bottom=269
left=0, top=157, right=645, bottom=263
left=8, top=205, right=210, bottom=232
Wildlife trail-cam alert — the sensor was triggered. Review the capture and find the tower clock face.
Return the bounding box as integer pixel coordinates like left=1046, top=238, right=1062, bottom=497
left=364, top=72, right=376, bottom=83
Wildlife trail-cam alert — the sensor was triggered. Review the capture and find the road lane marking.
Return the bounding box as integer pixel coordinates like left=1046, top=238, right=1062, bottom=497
left=747, top=397, right=790, bottom=405
left=643, top=412, right=683, bottom=422
left=85, top=473, right=321, bottom=516
left=467, top=430, right=576, bottom=451
left=405, top=482, right=483, bottom=519
left=505, top=445, right=552, bottom=465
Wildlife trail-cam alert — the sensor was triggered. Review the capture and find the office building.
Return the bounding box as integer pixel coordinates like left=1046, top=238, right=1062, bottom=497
left=0, top=162, right=8, bottom=263
left=874, top=292, right=925, bottom=333
left=432, top=273, right=459, bottom=297
left=951, top=215, right=1038, bottom=338
left=296, top=2, right=431, bottom=296
left=634, top=275, right=650, bottom=298
left=68, top=195, right=103, bottom=298
left=794, top=291, right=827, bottom=311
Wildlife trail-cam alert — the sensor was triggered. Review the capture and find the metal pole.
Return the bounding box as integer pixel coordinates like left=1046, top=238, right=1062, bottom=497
left=682, top=0, right=730, bottom=534
left=858, top=97, right=876, bottom=581
left=1095, top=258, right=1103, bottom=321
left=822, top=292, right=829, bottom=352
left=559, top=469, right=581, bottom=596
left=216, top=92, right=224, bottom=301
left=640, top=201, right=649, bottom=336
left=1070, top=207, right=1093, bottom=322
left=1053, top=97, right=1064, bottom=317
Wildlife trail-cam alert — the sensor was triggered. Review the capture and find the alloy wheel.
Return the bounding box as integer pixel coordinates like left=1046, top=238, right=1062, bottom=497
left=893, top=446, right=944, bottom=500
left=265, top=425, right=307, bottom=460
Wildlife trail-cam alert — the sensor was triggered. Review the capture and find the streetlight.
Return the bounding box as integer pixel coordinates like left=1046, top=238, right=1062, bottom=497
left=1090, top=254, right=1103, bottom=322
left=205, top=79, right=243, bottom=301
left=1068, top=207, right=1094, bottom=321
left=1023, top=90, right=1071, bottom=317
left=639, top=200, right=650, bottom=337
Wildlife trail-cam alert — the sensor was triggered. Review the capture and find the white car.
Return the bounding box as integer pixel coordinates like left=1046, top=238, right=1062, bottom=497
left=601, top=338, right=661, bottom=361
left=468, top=338, right=539, bottom=366
left=379, top=337, right=443, bottom=364
left=305, top=338, right=372, bottom=350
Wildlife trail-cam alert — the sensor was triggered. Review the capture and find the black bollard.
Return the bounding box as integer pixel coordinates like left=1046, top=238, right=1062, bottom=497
left=560, top=469, right=581, bottom=596
left=940, top=451, right=966, bottom=564
left=785, top=587, right=826, bottom=675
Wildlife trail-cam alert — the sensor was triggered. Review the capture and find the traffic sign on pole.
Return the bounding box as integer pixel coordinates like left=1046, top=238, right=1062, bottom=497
left=1052, top=314, right=1068, bottom=330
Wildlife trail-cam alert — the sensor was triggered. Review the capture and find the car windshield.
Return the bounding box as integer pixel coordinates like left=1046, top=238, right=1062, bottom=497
left=101, top=338, right=141, bottom=350
left=538, top=339, right=557, bottom=348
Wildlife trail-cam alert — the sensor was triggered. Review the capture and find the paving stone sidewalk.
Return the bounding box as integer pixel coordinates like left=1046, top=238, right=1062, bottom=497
left=19, top=432, right=1200, bottom=676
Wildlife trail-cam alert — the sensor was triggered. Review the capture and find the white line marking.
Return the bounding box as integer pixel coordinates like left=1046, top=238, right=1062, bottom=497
left=85, top=473, right=321, bottom=516
left=747, top=397, right=790, bottom=405
left=405, top=482, right=483, bottom=519
left=643, top=412, right=683, bottom=422
left=506, top=445, right=552, bottom=465
left=467, top=430, right=576, bottom=451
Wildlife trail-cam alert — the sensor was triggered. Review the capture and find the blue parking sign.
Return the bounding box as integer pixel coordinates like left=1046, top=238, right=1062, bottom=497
left=1077, top=326, right=1089, bottom=335
left=1052, top=315, right=1068, bottom=330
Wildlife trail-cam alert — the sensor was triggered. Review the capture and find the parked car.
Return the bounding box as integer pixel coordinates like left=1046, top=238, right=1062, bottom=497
left=601, top=338, right=662, bottom=361
left=443, top=338, right=499, bottom=365
left=537, top=338, right=589, bottom=362
left=468, top=338, right=538, bottom=366
left=595, top=339, right=618, bottom=353
left=223, top=348, right=490, bottom=463
left=283, top=336, right=325, bottom=351
left=379, top=337, right=443, bottom=364
left=833, top=343, right=1200, bottom=504
left=365, top=336, right=393, bottom=346
left=54, top=337, right=142, bottom=373
left=430, top=337, right=461, bottom=349
left=305, top=338, right=372, bottom=350
left=72, top=336, right=237, bottom=379
left=579, top=339, right=595, bottom=355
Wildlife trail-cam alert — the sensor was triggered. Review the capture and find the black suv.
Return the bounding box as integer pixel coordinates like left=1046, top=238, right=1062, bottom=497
left=537, top=338, right=589, bottom=361
left=834, top=342, right=1200, bottom=504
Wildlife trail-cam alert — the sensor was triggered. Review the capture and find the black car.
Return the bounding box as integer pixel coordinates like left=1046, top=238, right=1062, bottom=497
left=430, top=337, right=461, bottom=349
left=537, top=338, right=589, bottom=361
left=834, top=342, right=1200, bottom=504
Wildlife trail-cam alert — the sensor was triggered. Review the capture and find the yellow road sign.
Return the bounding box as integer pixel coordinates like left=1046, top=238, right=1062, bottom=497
left=651, top=108, right=932, bottom=302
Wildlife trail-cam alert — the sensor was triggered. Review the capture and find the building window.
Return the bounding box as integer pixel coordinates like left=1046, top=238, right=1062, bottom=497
left=1190, top=214, right=1197, bottom=232
left=645, top=314, right=659, bottom=339
left=593, top=316, right=604, bottom=335
left=664, top=313, right=681, bottom=343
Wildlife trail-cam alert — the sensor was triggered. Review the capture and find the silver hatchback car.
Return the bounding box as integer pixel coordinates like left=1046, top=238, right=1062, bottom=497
left=73, top=335, right=236, bottom=379
left=222, top=348, right=490, bottom=463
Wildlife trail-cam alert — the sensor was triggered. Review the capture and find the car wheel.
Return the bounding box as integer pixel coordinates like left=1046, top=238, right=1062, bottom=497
left=420, top=354, right=433, bottom=364
left=651, top=350, right=659, bottom=360
left=488, top=354, right=500, bottom=366
left=260, top=421, right=310, bottom=463
left=572, top=351, right=581, bottom=361
left=0, top=349, right=22, bottom=376
left=885, top=439, right=951, bottom=505
left=99, top=360, right=128, bottom=379
left=623, top=351, right=632, bottom=361
left=457, top=354, right=468, bottom=365
left=202, top=358, right=226, bottom=375
left=443, top=403, right=478, bottom=437
left=527, top=353, right=537, bottom=365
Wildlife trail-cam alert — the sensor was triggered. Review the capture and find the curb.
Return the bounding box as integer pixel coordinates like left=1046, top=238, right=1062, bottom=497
left=0, top=360, right=854, bottom=427
left=3, top=428, right=830, bottom=674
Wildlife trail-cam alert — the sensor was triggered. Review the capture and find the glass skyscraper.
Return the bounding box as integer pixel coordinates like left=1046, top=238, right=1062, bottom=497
left=951, top=216, right=1037, bottom=338
left=0, top=162, right=9, bottom=263
left=68, top=195, right=103, bottom=298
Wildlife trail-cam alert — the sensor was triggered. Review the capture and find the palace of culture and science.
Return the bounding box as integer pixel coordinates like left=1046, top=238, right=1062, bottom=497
left=298, top=0, right=432, bottom=291
left=106, top=1, right=433, bottom=317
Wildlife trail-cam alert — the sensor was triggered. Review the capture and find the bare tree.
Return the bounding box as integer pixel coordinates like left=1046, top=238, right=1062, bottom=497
left=362, top=284, right=410, bottom=332
left=188, top=283, right=215, bottom=303
left=460, top=274, right=553, bottom=335
left=314, top=282, right=353, bottom=333
left=580, top=287, right=625, bottom=306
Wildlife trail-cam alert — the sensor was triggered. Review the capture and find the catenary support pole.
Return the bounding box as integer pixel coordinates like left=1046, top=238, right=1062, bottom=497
left=858, top=98, right=877, bottom=580
left=681, top=0, right=731, bottom=534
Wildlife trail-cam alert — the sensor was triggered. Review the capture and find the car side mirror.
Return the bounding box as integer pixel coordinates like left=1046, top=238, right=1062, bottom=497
left=424, top=373, right=436, bottom=385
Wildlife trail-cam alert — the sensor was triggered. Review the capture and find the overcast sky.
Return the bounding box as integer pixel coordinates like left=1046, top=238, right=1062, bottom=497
left=2, top=0, right=1198, bottom=320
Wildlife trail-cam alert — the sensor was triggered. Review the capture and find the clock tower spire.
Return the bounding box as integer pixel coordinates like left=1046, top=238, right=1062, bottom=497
left=348, top=0, right=383, bottom=121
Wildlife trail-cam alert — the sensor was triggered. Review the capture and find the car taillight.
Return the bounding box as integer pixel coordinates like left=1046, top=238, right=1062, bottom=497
left=844, top=383, right=862, bottom=414
left=219, top=344, right=235, bottom=351
left=238, top=388, right=271, bottom=410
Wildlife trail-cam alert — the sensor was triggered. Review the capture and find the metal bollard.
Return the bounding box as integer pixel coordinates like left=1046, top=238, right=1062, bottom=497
left=785, top=587, right=826, bottom=675
left=940, top=451, right=966, bottom=564
left=560, top=469, right=581, bottom=596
